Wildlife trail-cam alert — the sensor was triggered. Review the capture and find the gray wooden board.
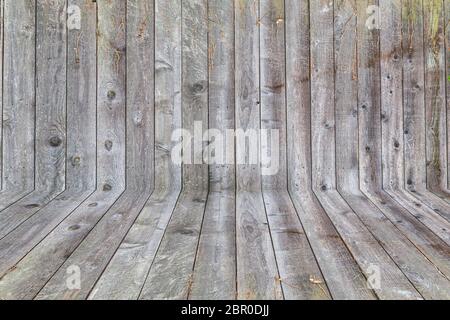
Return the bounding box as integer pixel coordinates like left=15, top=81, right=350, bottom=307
left=188, top=0, right=236, bottom=300
left=89, top=0, right=182, bottom=299
left=286, top=0, right=375, bottom=300
left=0, top=0, right=36, bottom=210
left=234, top=0, right=282, bottom=300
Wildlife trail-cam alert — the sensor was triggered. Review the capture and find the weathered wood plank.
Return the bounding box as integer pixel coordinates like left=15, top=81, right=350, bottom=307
left=235, top=0, right=282, bottom=300
left=189, top=0, right=236, bottom=300
left=0, top=0, right=36, bottom=210
left=89, top=0, right=182, bottom=300
left=0, top=1, right=98, bottom=296
left=311, top=0, right=421, bottom=300
left=36, top=0, right=156, bottom=300
left=260, top=0, right=329, bottom=300
left=263, top=191, right=330, bottom=300
left=189, top=191, right=236, bottom=299
left=286, top=0, right=375, bottom=300
left=424, top=0, right=448, bottom=195
left=397, top=0, right=450, bottom=224
left=139, top=0, right=209, bottom=300
left=403, top=0, right=427, bottom=194
left=181, top=0, right=208, bottom=190
left=33, top=0, right=129, bottom=300
left=0, top=0, right=67, bottom=238
left=139, top=190, right=207, bottom=300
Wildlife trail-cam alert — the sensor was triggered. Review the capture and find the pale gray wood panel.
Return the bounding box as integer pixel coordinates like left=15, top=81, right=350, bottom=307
left=90, top=0, right=183, bottom=300
left=236, top=191, right=283, bottom=300
left=334, top=2, right=450, bottom=296
left=286, top=0, right=375, bottom=300
left=260, top=0, right=286, bottom=190
left=376, top=0, right=450, bottom=227
left=139, top=190, right=207, bottom=300
left=235, top=0, right=282, bottom=300
left=36, top=0, right=156, bottom=300
left=189, top=0, right=236, bottom=300
left=0, top=1, right=99, bottom=295
left=380, top=0, right=403, bottom=191
left=33, top=0, right=129, bottom=300
left=181, top=0, right=208, bottom=189
left=424, top=0, right=449, bottom=195
left=334, top=0, right=359, bottom=192
left=260, top=0, right=328, bottom=300
left=0, top=0, right=36, bottom=210
left=89, top=190, right=180, bottom=300
left=263, top=191, right=330, bottom=300
left=235, top=0, right=261, bottom=192
left=207, top=0, right=235, bottom=193
left=312, top=0, right=421, bottom=300
left=89, top=0, right=182, bottom=300
left=0, top=0, right=67, bottom=238
left=310, top=0, right=335, bottom=192
left=96, top=0, right=126, bottom=194
left=399, top=0, right=450, bottom=224
left=139, top=0, right=209, bottom=300
left=403, top=0, right=427, bottom=194
left=189, top=190, right=236, bottom=300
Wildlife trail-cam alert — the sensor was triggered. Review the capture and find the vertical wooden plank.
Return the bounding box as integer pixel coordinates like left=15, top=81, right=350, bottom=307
left=310, top=0, right=336, bottom=192
left=88, top=0, right=182, bottom=300
left=260, top=0, right=286, bottom=190
left=85, top=0, right=159, bottom=300
left=125, top=0, right=154, bottom=192
left=334, top=0, right=359, bottom=191
left=260, top=0, right=329, bottom=300
left=235, top=0, right=261, bottom=192
left=0, top=0, right=98, bottom=299
left=189, top=0, right=236, bottom=300
left=66, top=0, right=97, bottom=193
left=34, top=0, right=127, bottom=300
left=424, top=0, right=448, bottom=193
left=0, top=0, right=67, bottom=235
left=96, top=0, right=126, bottom=194
left=0, top=0, right=35, bottom=209
left=182, top=0, right=208, bottom=190
left=235, top=0, right=282, bottom=300
left=139, top=0, right=209, bottom=300
left=404, top=0, right=427, bottom=193
left=285, top=0, right=313, bottom=195
left=380, top=0, right=404, bottom=191
left=357, top=0, right=382, bottom=192
left=207, top=0, right=235, bottom=193
left=286, top=0, right=375, bottom=300
left=35, top=0, right=67, bottom=194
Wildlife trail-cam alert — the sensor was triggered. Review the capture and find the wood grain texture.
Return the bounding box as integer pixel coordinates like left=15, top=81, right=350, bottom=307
left=0, top=0, right=67, bottom=238
left=287, top=0, right=375, bottom=300
left=139, top=0, right=209, bottom=300
left=0, top=0, right=36, bottom=210
left=235, top=0, right=282, bottom=300
left=0, top=0, right=449, bottom=301
left=0, top=1, right=98, bottom=299
left=424, top=0, right=449, bottom=195
left=90, top=0, right=181, bottom=300
left=189, top=0, right=236, bottom=300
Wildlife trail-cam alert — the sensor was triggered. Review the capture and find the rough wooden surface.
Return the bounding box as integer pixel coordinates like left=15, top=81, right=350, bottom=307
left=0, top=0, right=450, bottom=300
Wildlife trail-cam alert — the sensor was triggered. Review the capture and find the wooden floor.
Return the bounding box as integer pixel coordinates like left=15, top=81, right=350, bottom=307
left=0, top=0, right=450, bottom=300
